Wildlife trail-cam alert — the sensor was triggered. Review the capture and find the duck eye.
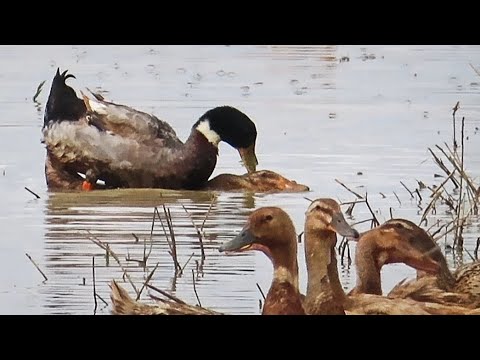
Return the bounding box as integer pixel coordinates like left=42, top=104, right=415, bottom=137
left=265, top=214, right=273, bottom=222
left=315, top=205, right=321, bottom=211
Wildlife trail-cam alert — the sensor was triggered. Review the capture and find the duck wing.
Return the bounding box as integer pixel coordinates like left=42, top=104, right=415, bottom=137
left=82, top=93, right=182, bottom=148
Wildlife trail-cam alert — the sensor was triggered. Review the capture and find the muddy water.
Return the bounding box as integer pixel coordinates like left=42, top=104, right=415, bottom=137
left=1, top=45, right=479, bottom=314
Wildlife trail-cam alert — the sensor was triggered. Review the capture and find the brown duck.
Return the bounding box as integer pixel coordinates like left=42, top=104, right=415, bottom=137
left=303, top=200, right=477, bottom=315
left=110, top=206, right=305, bottom=315
left=381, top=219, right=480, bottom=309
left=219, top=207, right=305, bottom=315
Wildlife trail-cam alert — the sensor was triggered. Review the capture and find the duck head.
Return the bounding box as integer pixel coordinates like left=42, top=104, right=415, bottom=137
left=219, top=207, right=297, bottom=266
left=245, top=170, right=309, bottom=192
left=304, top=198, right=359, bottom=281
left=205, top=170, right=309, bottom=192
left=305, top=198, right=360, bottom=241
left=194, top=106, right=258, bottom=173
left=355, top=219, right=441, bottom=274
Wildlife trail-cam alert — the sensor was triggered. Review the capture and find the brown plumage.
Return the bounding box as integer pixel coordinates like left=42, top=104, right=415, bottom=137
left=349, top=219, right=440, bottom=296
left=203, top=170, right=310, bottom=193
left=303, top=198, right=359, bottom=315
left=378, top=219, right=480, bottom=308
left=219, top=207, right=305, bottom=315
left=109, top=207, right=305, bottom=315
left=46, top=168, right=310, bottom=194
left=109, top=280, right=221, bottom=315
left=303, top=203, right=476, bottom=315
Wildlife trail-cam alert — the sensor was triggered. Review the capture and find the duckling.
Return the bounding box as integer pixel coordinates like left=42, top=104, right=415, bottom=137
left=109, top=280, right=221, bottom=315
left=42, top=69, right=258, bottom=190
left=219, top=207, right=305, bottom=315
left=382, top=219, right=480, bottom=308
left=303, top=199, right=475, bottom=315
left=203, top=170, right=310, bottom=193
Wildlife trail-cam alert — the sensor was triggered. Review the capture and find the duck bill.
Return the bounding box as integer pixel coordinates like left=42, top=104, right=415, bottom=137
left=397, top=244, right=441, bottom=274
left=330, top=212, right=360, bottom=239
left=219, top=227, right=256, bottom=253
left=238, top=144, right=258, bottom=173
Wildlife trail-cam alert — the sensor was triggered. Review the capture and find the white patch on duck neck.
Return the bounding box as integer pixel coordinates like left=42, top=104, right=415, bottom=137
left=274, top=266, right=298, bottom=289
left=195, top=119, right=221, bottom=147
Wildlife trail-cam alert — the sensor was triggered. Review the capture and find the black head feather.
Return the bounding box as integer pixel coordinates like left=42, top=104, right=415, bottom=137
left=194, top=106, right=257, bottom=149
left=43, top=68, right=87, bottom=127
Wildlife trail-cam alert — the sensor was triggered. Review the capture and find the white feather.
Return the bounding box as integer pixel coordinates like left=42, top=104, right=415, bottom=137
left=195, top=119, right=220, bottom=146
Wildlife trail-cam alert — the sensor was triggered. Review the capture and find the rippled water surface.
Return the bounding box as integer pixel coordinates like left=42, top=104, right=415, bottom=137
left=1, top=45, right=480, bottom=314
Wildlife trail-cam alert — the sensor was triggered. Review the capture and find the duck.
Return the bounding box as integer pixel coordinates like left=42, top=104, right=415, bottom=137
left=110, top=206, right=305, bottom=315
left=109, top=202, right=478, bottom=315
left=303, top=198, right=360, bottom=315
left=303, top=199, right=477, bottom=315
left=42, top=68, right=258, bottom=191
left=382, top=219, right=480, bottom=308
left=61, top=169, right=310, bottom=193
left=219, top=207, right=306, bottom=315
left=202, top=170, right=310, bottom=193
left=348, top=218, right=441, bottom=296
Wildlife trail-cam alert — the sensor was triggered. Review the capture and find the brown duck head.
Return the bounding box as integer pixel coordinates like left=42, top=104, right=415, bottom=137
left=355, top=219, right=442, bottom=274
left=204, top=170, right=309, bottom=193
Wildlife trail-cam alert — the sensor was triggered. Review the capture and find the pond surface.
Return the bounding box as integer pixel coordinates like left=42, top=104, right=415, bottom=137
left=1, top=45, right=479, bottom=314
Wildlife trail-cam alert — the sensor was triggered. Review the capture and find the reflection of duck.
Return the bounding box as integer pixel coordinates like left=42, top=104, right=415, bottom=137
left=383, top=220, right=480, bottom=308
left=42, top=69, right=258, bottom=190
left=203, top=170, right=309, bottom=193
left=219, top=207, right=305, bottom=315
left=303, top=200, right=477, bottom=315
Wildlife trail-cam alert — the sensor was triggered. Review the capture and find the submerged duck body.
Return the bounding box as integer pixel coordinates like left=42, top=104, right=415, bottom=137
left=204, top=170, right=310, bottom=193
left=42, top=69, right=258, bottom=190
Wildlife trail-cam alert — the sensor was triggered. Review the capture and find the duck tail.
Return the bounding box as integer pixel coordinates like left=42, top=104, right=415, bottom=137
left=109, top=280, right=139, bottom=315
left=43, top=68, right=87, bottom=127
left=109, top=280, right=167, bottom=315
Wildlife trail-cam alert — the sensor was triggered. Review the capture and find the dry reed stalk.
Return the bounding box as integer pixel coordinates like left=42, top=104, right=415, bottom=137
left=25, top=253, right=47, bottom=281
left=335, top=179, right=364, bottom=199
left=86, top=231, right=139, bottom=296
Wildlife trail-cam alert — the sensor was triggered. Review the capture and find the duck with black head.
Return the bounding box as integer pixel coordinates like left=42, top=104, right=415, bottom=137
left=42, top=69, right=258, bottom=191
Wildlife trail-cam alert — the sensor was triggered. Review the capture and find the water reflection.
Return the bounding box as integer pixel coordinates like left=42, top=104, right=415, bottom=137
left=41, top=189, right=261, bottom=314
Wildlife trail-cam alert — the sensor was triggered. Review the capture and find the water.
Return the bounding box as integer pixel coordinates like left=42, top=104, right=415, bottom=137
left=1, top=45, right=479, bottom=314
